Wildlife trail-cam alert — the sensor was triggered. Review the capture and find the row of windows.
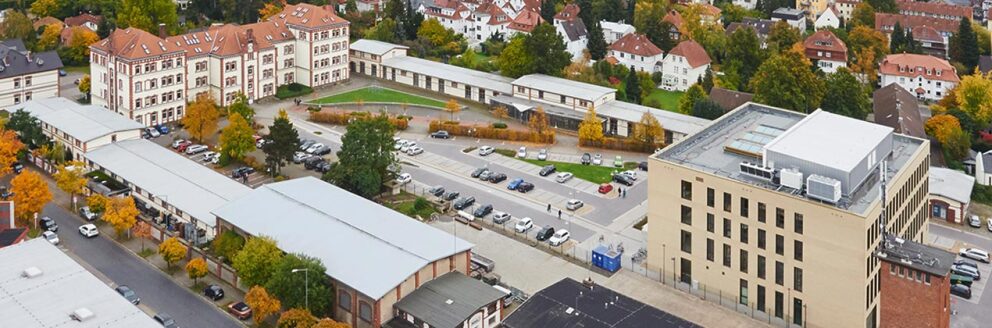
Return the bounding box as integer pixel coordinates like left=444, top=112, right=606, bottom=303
left=702, top=236, right=804, bottom=291
left=134, top=74, right=183, bottom=92
left=890, top=263, right=932, bottom=284
left=690, top=208, right=803, bottom=260
left=740, top=280, right=804, bottom=324
left=11, top=76, right=31, bottom=88
left=686, top=181, right=804, bottom=234
left=135, top=90, right=182, bottom=109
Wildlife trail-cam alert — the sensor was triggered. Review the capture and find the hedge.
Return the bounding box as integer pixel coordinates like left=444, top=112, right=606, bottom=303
left=579, top=137, right=661, bottom=153
left=429, top=121, right=554, bottom=143
left=275, top=83, right=313, bottom=99
left=309, top=111, right=409, bottom=130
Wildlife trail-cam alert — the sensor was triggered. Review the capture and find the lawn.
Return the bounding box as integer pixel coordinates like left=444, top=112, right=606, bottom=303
left=63, top=65, right=90, bottom=74
left=314, top=87, right=447, bottom=108
left=501, top=150, right=637, bottom=184
left=388, top=196, right=439, bottom=219
left=643, top=89, right=684, bottom=112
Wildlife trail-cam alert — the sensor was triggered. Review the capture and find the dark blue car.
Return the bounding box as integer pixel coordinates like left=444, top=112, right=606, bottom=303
left=156, top=124, right=170, bottom=134
left=507, top=178, right=524, bottom=190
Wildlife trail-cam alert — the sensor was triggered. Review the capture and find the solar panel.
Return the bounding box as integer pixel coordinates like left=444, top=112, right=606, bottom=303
left=754, top=125, right=785, bottom=137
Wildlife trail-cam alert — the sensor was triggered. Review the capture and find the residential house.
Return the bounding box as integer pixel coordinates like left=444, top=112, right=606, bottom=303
left=835, top=0, right=860, bottom=22
left=507, top=8, right=544, bottom=35
left=803, top=30, right=848, bottom=73
left=708, top=87, right=753, bottom=112
left=0, top=39, right=63, bottom=112
left=663, top=10, right=686, bottom=40
left=928, top=167, right=974, bottom=224
left=913, top=26, right=950, bottom=58
left=468, top=1, right=512, bottom=43
left=385, top=272, right=506, bottom=328
left=32, top=16, right=63, bottom=30
left=90, top=3, right=350, bottom=126
left=876, top=13, right=959, bottom=59
left=797, top=0, right=829, bottom=21
left=727, top=17, right=775, bottom=48
left=600, top=20, right=635, bottom=44
left=878, top=53, right=958, bottom=101
left=660, top=40, right=711, bottom=91
left=16, top=97, right=144, bottom=161
left=64, top=13, right=102, bottom=32
left=420, top=0, right=472, bottom=36
left=699, top=4, right=723, bottom=25
left=771, top=7, right=807, bottom=30
left=814, top=6, right=841, bottom=30
left=553, top=3, right=588, bottom=61
left=872, top=84, right=925, bottom=139
left=734, top=0, right=758, bottom=10
left=897, top=0, right=971, bottom=21
left=608, top=33, right=664, bottom=73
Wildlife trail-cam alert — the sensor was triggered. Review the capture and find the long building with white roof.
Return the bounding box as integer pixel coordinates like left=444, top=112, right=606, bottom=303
left=16, top=97, right=144, bottom=161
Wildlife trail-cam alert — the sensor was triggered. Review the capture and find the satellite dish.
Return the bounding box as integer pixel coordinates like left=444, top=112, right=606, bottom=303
left=36, top=58, right=44, bottom=66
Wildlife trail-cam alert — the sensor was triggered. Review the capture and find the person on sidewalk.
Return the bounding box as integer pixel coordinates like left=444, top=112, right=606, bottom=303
left=617, top=187, right=622, bottom=198
left=547, top=203, right=551, bottom=212
left=558, top=209, right=562, bottom=220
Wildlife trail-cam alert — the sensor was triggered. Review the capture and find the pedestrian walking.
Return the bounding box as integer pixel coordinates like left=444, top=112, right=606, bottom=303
left=547, top=203, right=551, bottom=212
left=618, top=187, right=622, bottom=197
left=558, top=209, right=562, bottom=220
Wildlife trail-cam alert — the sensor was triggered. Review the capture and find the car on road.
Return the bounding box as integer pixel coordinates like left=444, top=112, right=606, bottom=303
left=293, top=152, right=311, bottom=164
left=171, top=139, right=188, bottom=148
left=145, top=127, right=161, bottom=138
left=507, top=178, right=524, bottom=190
left=581, top=153, right=592, bottom=165
left=613, top=174, right=635, bottom=186
left=549, top=229, right=570, bottom=246
left=515, top=217, right=534, bottom=232
left=42, top=231, right=59, bottom=245
left=493, top=212, right=511, bottom=224
left=960, top=248, right=990, bottom=263
left=488, top=173, right=507, bottom=183
left=396, top=173, right=412, bottom=185
left=516, top=182, right=534, bottom=193
left=479, top=146, right=494, bottom=156
left=79, top=224, right=99, bottom=238
left=566, top=199, right=584, bottom=210
left=471, top=167, right=489, bottom=178
left=185, top=145, right=208, bottom=155
left=969, top=215, right=982, bottom=228
left=453, top=196, right=476, bottom=210
left=443, top=191, right=460, bottom=201
left=639, top=161, right=648, bottom=171
left=539, top=165, right=556, bottom=176
left=428, top=185, right=445, bottom=197
left=537, top=149, right=548, bottom=160
left=555, top=172, right=574, bottom=183
left=951, top=284, right=972, bottom=299
left=598, top=183, right=613, bottom=194
left=430, top=130, right=451, bottom=139
left=473, top=204, right=493, bottom=217
left=614, top=155, right=623, bottom=167
left=593, top=154, right=602, bottom=165
left=40, top=217, right=58, bottom=232
left=156, top=124, right=170, bottom=135
left=79, top=206, right=98, bottom=221
left=115, top=285, right=140, bottom=305
left=535, top=226, right=556, bottom=241
left=204, top=284, right=225, bottom=301
left=228, top=301, right=252, bottom=320
left=621, top=170, right=638, bottom=180
left=406, top=146, right=424, bottom=156
left=516, top=147, right=527, bottom=158
left=153, top=313, right=179, bottom=328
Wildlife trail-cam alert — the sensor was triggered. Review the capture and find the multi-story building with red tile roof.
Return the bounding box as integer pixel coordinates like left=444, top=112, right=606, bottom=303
left=878, top=53, right=959, bottom=101
left=875, top=12, right=958, bottom=59
left=896, top=0, right=971, bottom=22
left=660, top=40, right=711, bottom=91
left=607, top=33, right=664, bottom=73
left=803, top=30, right=848, bottom=73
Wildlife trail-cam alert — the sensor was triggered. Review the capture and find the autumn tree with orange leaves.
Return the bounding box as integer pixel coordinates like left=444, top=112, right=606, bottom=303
left=0, top=129, right=24, bottom=176
left=11, top=171, right=52, bottom=226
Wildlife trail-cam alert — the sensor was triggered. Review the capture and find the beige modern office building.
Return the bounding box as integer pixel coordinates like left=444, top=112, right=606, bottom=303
left=648, top=103, right=930, bottom=328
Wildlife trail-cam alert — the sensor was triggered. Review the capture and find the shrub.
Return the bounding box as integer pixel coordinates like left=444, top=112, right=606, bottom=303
left=309, top=111, right=409, bottom=130
left=307, top=106, right=321, bottom=112
left=243, top=155, right=265, bottom=171
left=413, top=197, right=430, bottom=211
left=492, top=122, right=507, bottom=129
left=579, top=137, right=661, bottom=153
left=428, top=120, right=554, bottom=143
left=276, top=83, right=313, bottom=99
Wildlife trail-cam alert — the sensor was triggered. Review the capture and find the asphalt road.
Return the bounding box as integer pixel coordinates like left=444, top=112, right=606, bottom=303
left=930, top=223, right=992, bottom=328
left=43, top=203, right=242, bottom=328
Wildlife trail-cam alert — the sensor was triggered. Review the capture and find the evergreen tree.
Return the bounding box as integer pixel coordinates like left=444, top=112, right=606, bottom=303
left=524, top=23, right=572, bottom=76
left=385, top=0, right=405, bottom=20
left=345, top=0, right=358, bottom=13
left=890, top=22, right=904, bottom=54
left=626, top=0, right=636, bottom=24
left=867, top=0, right=897, bottom=13
left=403, top=0, right=423, bottom=41
left=701, top=68, right=714, bottom=93
left=950, top=17, right=979, bottom=72
left=587, top=20, right=608, bottom=60
left=625, top=67, right=642, bottom=104
left=577, top=0, right=594, bottom=24
left=540, top=0, right=556, bottom=23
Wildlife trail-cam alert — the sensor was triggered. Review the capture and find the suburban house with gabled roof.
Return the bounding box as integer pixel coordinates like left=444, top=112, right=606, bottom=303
left=0, top=39, right=63, bottom=112
left=607, top=33, right=664, bottom=73
left=878, top=53, right=958, bottom=101
left=875, top=13, right=959, bottom=59
left=913, top=26, right=949, bottom=58
left=660, top=40, right=711, bottom=91
left=814, top=5, right=840, bottom=30
left=507, top=8, right=543, bottom=35
left=803, top=30, right=847, bottom=73
left=553, top=3, right=588, bottom=60
left=662, top=10, right=686, bottom=40
left=64, top=12, right=102, bottom=31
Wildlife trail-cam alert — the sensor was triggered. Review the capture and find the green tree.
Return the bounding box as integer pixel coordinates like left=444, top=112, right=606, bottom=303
left=212, top=230, right=246, bottom=263
left=263, top=109, right=301, bottom=175
left=384, top=0, right=405, bottom=21
left=638, top=71, right=655, bottom=102
left=219, top=0, right=264, bottom=24
left=950, top=17, right=980, bottom=72
left=867, top=0, right=897, bottom=13
left=220, top=113, right=256, bottom=162
left=750, top=46, right=826, bottom=113
left=767, top=21, right=801, bottom=54
left=345, top=0, right=358, bottom=13
left=30, top=0, right=60, bottom=17
left=540, top=0, right=556, bottom=23
left=587, top=20, right=607, bottom=60
left=701, top=67, right=714, bottom=93
left=495, top=36, right=534, bottom=78
left=324, top=113, right=397, bottom=199
left=850, top=3, right=875, bottom=28
left=267, top=254, right=332, bottom=316
left=525, top=23, right=572, bottom=76
left=720, top=3, right=762, bottom=24
left=117, top=0, right=179, bottom=35
left=5, top=109, right=50, bottom=149
left=227, top=93, right=255, bottom=121
left=402, top=0, right=424, bottom=41
left=365, top=18, right=399, bottom=43
left=821, top=68, right=871, bottom=120
left=691, top=99, right=725, bottom=119
left=0, top=11, right=34, bottom=44
left=890, top=21, right=905, bottom=54
left=624, top=68, right=642, bottom=104
left=725, top=27, right=764, bottom=91
left=233, top=236, right=284, bottom=288
left=679, top=84, right=707, bottom=115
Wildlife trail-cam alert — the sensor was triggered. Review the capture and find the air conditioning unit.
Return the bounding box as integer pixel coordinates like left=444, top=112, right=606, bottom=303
left=806, top=174, right=842, bottom=203
left=780, top=169, right=803, bottom=190
left=739, top=161, right=774, bottom=180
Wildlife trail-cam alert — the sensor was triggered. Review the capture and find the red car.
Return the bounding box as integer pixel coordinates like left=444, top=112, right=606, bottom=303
left=598, top=183, right=613, bottom=194
left=176, top=141, right=193, bottom=152
left=228, top=301, right=252, bottom=320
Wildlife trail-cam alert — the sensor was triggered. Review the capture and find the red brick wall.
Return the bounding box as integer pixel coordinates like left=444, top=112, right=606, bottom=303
left=880, top=262, right=949, bottom=328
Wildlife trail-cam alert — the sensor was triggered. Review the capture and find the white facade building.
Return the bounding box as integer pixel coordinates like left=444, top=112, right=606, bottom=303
left=878, top=53, right=959, bottom=101
left=814, top=6, right=840, bottom=30
left=16, top=97, right=144, bottom=161
left=0, top=39, right=63, bottom=112
left=553, top=4, right=588, bottom=61
left=660, top=40, right=711, bottom=91
left=608, top=33, right=664, bottom=73
left=600, top=20, right=635, bottom=44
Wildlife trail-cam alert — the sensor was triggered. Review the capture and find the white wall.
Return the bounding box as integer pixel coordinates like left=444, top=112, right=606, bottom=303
left=611, top=50, right=664, bottom=74
left=0, top=69, right=60, bottom=112
left=880, top=74, right=955, bottom=101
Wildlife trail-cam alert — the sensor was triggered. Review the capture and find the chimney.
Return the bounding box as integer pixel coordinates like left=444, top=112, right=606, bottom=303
left=158, top=23, right=167, bottom=38
left=25, top=51, right=32, bottom=62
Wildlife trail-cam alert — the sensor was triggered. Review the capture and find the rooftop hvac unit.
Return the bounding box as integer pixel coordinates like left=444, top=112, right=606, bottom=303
left=70, top=308, right=94, bottom=322
left=739, top=162, right=775, bottom=181
left=806, top=175, right=842, bottom=204
left=22, top=266, right=42, bottom=279
left=780, top=169, right=803, bottom=190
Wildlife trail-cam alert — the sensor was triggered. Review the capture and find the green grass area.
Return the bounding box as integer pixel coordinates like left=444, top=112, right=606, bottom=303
left=389, top=197, right=438, bottom=219
left=63, top=65, right=90, bottom=74
left=643, top=89, right=684, bottom=112
left=276, top=83, right=313, bottom=99
left=314, top=87, right=447, bottom=108
left=501, top=150, right=637, bottom=183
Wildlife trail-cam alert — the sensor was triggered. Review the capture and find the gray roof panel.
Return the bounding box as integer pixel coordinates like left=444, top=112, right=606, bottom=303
left=0, top=39, right=63, bottom=78
left=351, top=39, right=409, bottom=56
left=928, top=167, right=974, bottom=204
left=16, top=98, right=145, bottom=143
left=512, top=74, right=615, bottom=101
left=394, top=272, right=505, bottom=328
left=597, top=100, right=711, bottom=135
left=382, top=56, right=514, bottom=93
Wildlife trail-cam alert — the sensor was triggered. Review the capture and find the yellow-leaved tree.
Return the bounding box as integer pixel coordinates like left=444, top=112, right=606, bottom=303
left=259, top=2, right=283, bottom=20
left=182, top=94, right=220, bottom=142
left=0, top=129, right=25, bottom=176
left=219, top=113, right=256, bottom=162
left=312, top=318, right=351, bottom=328
left=445, top=98, right=460, bottom=121
left=86, top=194, right=110, bottom=214
left=11, top=171, right=52, bottom=227
left=632, top=112, right=665, bottom=149
left=277, top=308, right=317, bottom=328
left=133, top=220, right=152, bottom=251
left=954, top=72, right=992, bottom=129
left=53, top=161, right=88, bottom=210
left=185, top=257, right=208, bottom=286
left=246, top=286, right=282, bottom=326
left=578, top=106, right=604, bottom=145
left=37, top=23, right=63, bottom=51
left=158, top=237, right=188, bottom=270
left=102, top=196, right=139, bottom=238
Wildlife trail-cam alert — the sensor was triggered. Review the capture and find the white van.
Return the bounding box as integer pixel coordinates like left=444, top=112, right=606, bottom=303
left=457, top=210, right=475, bottom=222
left=492, top=285, right=513, bottom=308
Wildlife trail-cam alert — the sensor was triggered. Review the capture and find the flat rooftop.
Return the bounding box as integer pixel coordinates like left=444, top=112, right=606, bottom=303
left=0, top=239, right=160, bottom=327
left=16, top=97, right=144, bottom=143
left=381, top=55, right=514, bottom=94
left=875, top=234, right=955, bottom=277
left=656, top=103, right=925, bottom=215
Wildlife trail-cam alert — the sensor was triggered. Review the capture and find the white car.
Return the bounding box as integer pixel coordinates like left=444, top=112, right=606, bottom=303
left=78, top=224, right=99, bottom=238
left=960, top=248, right=991, bottom=263
left=988, top=218, right=992, bottom=232
left=185, top=145, right=208, bottom=155
left=555, top=172, right=574, bottom=183
left=201, top=151, right=218, bottom=162
left=394, top=139, right=408, bottom=150
left=406, top=146, right=424, bottom=156
left=479, top=146, right=495, bottom=156
left=592, top=154, right=602, bottom=165
left=549, top=229, right=570, bottom=246
left=514, top=217, right=534, bottom=232
left=293, top=151, right=311, bottom=163
left=306, top=143, right=325, bottom=154
left=401, top=141, right=417, bottom=153
left=537, top=149, right=548, bottom=160
left=170, top=139, right=187, bottom=148
left=516, top=146, right=527, bottom=158
left=621, top=170, right=638, bottom=180
left=396, top=173, right=412, bottom=185
left=255, top=138, right=270, bottom=148
left=493, top=211, right=512, bottom=224
left=42, top=231, right=60, bottom=245
left=566, top=199, right=584, bottom=210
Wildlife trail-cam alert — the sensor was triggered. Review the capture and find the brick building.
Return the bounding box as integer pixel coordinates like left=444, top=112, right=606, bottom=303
left=803, top=30, right=848, bottom=73
left=875, top=234, right=953, bottom=328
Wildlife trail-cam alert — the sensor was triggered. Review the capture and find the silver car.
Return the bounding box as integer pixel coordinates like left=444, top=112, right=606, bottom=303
left=555, top=172, right=574, bottom=183
left=537, top=149, right=548, bottom=160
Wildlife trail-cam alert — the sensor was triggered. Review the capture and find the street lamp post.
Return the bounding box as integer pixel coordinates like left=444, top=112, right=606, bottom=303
left=292, top=268, right=310, bottom=312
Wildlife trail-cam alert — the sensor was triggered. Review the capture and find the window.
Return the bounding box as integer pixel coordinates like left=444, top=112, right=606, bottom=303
left=794, top=213, right=804, bottom=234
left=794, top=240, right=803, bottom=261
left=776, top=208, right=785, bottom=228
left=740, top=224, right=749, bottom=244
left=740, top=197, right=749, bottom=218
left=284, top=59, right=294, bottom=68
left=681, top=230, right=692, bottom=253
left=225, top=62, right=236, bottom=72
left=681, top=181, right=692, bottom=200
left=358, top=302, right=372, bottom=322
left=757, top=285, right=766, bottom=310
left=723, top=244, right=731, bottom=267
left=706, top=238, right=714, bottom=261
left=758, top=255, right=766, bottom=279
left=681, top=205, right=692, bottom=225
left=776, top=235, right=784, bottom=255
left=793, top=298, right=803, bottom=325
left=560, top=95, right=566, bottom=104
left=758, top=229, right=766, bottom=249
left=263, top=54, right=273, bottom=64
left=13, top=94, right=20, bottom=104
left=707, top=214, right=714, bottom=233
left=24, top=76, right=31, bottom=86
left=794, top=267, right=803, bottom=292
left=135, top=99, right=142, bottom=108
left=774, top=291, right=783, bottom=318
left=740, top=249, right=749, bottom=273
left=707, top=188, right=715, bottom=207
left=723, top=192, right=731, bottom=212
left=758, top=202, right=766, bottom=223
left=740, top=280, right=749, bottom=305
left=723, top=218, right=732, bottom=238
left=13, top=78, right=19, bottom=88
left=338, top=291, right=352, bottom=310
left=775, top=261, right=784, bottom=285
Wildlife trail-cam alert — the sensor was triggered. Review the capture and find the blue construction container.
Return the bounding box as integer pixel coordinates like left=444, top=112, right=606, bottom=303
left=592, top=245, right=621, bottom=273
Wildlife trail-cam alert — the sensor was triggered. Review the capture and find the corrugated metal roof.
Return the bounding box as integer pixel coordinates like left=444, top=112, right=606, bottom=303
left=382, top=56, right=514, bottom=93
left=512, top=74, right=615, bottom=101
left=763, top=109, right=893, bottom=172
left=16, top=98, right=144, bottom=144
left=597, top=100, right=710, bottom=136
left=928, top=167, right=974, bottom=204
left=211, top=177, right=473, bottom=299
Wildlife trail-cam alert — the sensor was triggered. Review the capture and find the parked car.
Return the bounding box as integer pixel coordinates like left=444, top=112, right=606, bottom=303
left=430, top=130, right=451, bottom=139
left=315, top=161, right=332, bottom=173
left=406, top=146, right=424, bottom=155
left=394, top=139, right=408, bottom=150
left=507, top=178, right=524, bottom=190
left=621, top=170, right=638, bottom=180
left=312, top=145, right=332, bottom=156
left=555, top=172, right=574, bottom=183
left=115, top=285, right=140, bottom=305
left=79, top=224, right=99, bottom=238
left=59, top=69, right=67, bottom=76
left=566, top=199, right=584, bottom=210
left=453, top=196, right=476, bottom=210
left=200, top=151, right=218, bottom=162
left=171, top=139, right=187, bottom=148
left=299, top=140, right=316, bottom=151
left=952, top=265, right=981, bottom=280
left=142, top=130, right=151, bottom=139
left=493, top=212, right=512, bottom=224
left=428, top=185, right=445, bottom=197
left=955, top=259, right=979, bottom=271
left=581, top=153, right=592, bottom=165
left=204, top=285, right=225, bottom=301
left=488, top=173, right=507, bottom=183
left=537, top=149, right=548, bottom=160
left=960, top=248, right=991, bottom=263
left=153, top=312, right=179, bottom=328
left=146, top=127, right=161, bottom=138
left=176, top=141, right=193, bottom=152
left=185, top=145, right=208, bottom=155
left=951, top=273, right=974, bottom=287
left=79, top=206, right=98, bottom=221
left=951, top=284, right=972, bottom=299
left=396, top=173, right=413, bottom=185
left=40, top=217, right=58, bottom=232
left=592, top=154, right=602, bottom=165
left=11, top=162, right=22, bottom=174
left=42, top=231, right=59, bottom=245
left=401, top=141, right=417, bottom=153
left=0, top=186, right=13, bottom=200
left=614, top=155, right=623, bottom=167
left=305, top=143, right=326, bottom=154
left=516, top=182, right=534, bottom=193
left=988, top=218, right=992, bottom=232
left=479, top=146, right=495, bottom=156
left=471, top=167, right=489, bottom=178
left=293, top=152, right=311, bottom=164
left=539, top=165, right=556, bottom=176
left=613, top=174, right=635, bottom=186
left=231, top=166, right=255, bottom=178
left=516, top=146, right=527, bottom=158
left=228, top=301, right=252, bottom=320
left=255, top=138, right=272, bottom=149
left=549, top=229, right=570, bottom=246
left=479, top=170, right=493, bottom=181
left=515, top=217, right=534, bottom=232
left=638, top=161, right=649, bottom=171
left=969, top=215, right=982, bottom=228
left=156, top=124, right=170, bottom=135
left=535, top=226, right=556, bottom=241
left=303, top=157, right=325, bottom=170
left=473, top=204, right=493, bottom=217
left=598, top=183, right=614, bottom=194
